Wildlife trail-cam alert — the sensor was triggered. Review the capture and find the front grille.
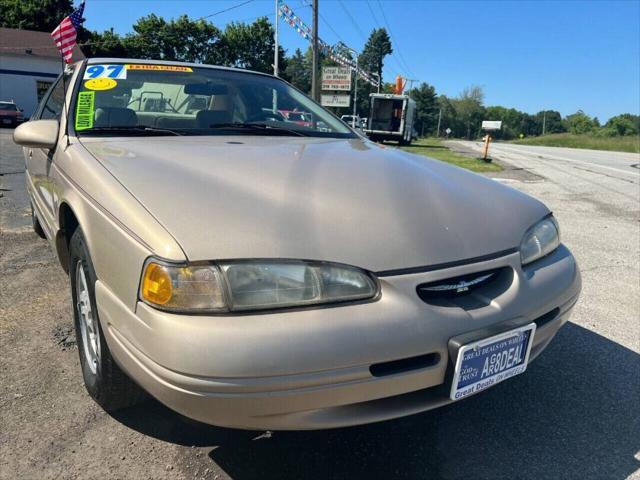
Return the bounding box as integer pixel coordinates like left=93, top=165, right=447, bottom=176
left=416, top=267, right=513, bottom=309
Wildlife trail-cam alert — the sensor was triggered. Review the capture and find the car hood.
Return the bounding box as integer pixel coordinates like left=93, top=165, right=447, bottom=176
left=81, top=136, right=549, bottom=272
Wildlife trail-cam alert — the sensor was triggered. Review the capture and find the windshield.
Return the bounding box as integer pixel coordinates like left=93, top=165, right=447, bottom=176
left=0, top=103, right=17, bottom=111
left=73, top=63, right=354, bottom=138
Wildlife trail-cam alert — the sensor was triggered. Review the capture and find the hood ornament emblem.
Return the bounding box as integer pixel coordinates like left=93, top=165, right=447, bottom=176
left=419, top=272, right=495, bottom=294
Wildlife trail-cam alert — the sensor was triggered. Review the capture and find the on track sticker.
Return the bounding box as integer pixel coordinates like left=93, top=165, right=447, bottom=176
left=75, top=91, right=95, bottom=131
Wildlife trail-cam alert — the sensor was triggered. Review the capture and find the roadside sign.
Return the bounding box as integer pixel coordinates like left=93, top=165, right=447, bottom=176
left=482, top=120, right=502, bottom=131
left=321, top=94, right=350, bottom=108
left=322, top=67, right=351, bottom=91
left=445, top=127, right=452, bottom=135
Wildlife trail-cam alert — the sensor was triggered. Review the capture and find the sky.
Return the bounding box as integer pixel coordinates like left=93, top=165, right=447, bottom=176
left=81, top=0, right=640, bottom=122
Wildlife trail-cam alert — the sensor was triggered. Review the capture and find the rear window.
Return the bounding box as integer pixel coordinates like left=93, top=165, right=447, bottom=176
left=0, top=103, right=17, bottom=111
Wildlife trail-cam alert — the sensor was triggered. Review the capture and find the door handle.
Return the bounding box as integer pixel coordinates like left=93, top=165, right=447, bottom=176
left=28, top=149, right=33, bottom=158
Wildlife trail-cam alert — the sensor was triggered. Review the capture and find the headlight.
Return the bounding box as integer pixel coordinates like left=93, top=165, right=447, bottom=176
left=140, top=259, right=378, bottom=312
left=140, top=262, right=226, bottom=311
left=520, top=216, right=560, bottom=266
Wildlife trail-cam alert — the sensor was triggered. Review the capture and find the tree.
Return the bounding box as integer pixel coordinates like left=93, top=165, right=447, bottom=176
left=535, top=110, right=564, bottom=135
left=283, top=48, right=311, bottom=94
left=437, top=95, right=462, bottom=137
left=408, top=83, right=438, bottom=136
left=356, top=28, right=393, bottom=116
left=603, top=113, right=640, bottom=136
left=1, top=0, right=74, bottom=31
left=223, top=17, right=284, bottom=73
left=563, top=110, right=598, bottom=134
left=453, top=85, right=485, bottom=139
left=123, top=15, right=224, bottom=64
left=83, top=29, right=128, bottom=58
left=485, top=106, right=522, bottom=139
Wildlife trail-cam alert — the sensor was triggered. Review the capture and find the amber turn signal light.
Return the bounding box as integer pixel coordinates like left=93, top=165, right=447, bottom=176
left=141, top=263, right=173, bottom=305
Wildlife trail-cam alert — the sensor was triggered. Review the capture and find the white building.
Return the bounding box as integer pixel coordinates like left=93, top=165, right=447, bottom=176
left=0, top=27, right=84, bottom=118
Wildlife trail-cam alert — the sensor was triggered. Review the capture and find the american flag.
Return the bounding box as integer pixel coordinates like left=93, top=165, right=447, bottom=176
left=51, top=2, right=85, bottom=63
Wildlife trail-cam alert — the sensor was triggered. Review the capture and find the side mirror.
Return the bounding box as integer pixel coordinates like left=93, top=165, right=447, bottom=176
left=13, top=119, right=59, bottom=149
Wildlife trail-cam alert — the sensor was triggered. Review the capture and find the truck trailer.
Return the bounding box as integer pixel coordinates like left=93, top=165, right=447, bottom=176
left=364, top=93, right=416, bottom=145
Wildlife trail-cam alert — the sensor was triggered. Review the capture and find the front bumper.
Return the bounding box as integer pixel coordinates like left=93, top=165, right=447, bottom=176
left=97, top=245, right=581, bottom=430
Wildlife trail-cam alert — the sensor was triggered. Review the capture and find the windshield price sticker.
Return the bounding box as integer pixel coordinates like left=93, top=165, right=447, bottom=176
left=126, top=65, right=193, bottom=73
left=83, top=64, right=127, bottom=80
left=75, top=91, right=95, bottom=131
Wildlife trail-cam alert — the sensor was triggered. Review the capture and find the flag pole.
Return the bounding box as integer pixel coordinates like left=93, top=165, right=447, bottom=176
left=57, top=13, right=71, bottom=148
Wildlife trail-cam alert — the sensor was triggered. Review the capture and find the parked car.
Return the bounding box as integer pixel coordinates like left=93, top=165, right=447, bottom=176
left=279, top=109, right=313, bottom=128
left=14, top=58, right=581, bottom=430
left=340, top=114, right=361, bottom=128
left=0, top=101, right=24, bottom=127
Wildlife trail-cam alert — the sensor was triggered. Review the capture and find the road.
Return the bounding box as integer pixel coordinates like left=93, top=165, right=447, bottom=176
left=1, top=129, right=639, bottom=480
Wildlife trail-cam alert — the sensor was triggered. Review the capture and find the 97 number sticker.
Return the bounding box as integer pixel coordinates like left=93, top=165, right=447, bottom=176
left=83, top=64, right=127, bottom=80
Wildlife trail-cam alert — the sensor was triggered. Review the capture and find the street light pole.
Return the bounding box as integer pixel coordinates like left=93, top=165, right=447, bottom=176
left=338, top=42, right=359, bottom=129
left=274, top=0, right=279, bottom=77
left=371, top=72, right=381, bottom=93
left=353, top=54, right=358, bottom=128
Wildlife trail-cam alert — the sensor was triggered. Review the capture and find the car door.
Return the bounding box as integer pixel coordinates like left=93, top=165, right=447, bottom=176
left=26, top=74, right=68, bottom=235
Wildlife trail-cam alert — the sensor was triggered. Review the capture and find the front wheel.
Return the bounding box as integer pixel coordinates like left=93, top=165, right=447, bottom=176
left=69, top=228, right=145, bottom=411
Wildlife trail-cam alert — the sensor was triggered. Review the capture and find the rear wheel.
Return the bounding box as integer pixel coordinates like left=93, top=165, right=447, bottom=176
left=69, top=228, right=145, bottom=411
left=31, top=203, right=46, bottom=239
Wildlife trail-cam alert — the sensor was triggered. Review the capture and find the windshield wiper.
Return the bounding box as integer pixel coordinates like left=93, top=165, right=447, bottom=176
left=79, top=126, right=185, bottom=136
left=205, top=122, right=308, bottom=137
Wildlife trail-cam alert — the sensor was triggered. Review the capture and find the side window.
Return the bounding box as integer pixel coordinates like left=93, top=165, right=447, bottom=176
left=40, top=78, right=66, bottom=120
left=38, top=72, right=72, bottom=121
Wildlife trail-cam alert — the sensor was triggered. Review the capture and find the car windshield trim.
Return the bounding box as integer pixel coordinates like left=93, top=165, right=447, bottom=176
left=70, top=62, right=356, bottom=139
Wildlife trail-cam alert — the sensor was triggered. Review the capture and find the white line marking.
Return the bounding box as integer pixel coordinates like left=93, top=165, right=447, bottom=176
left=491, top=145, right=640, bottom=177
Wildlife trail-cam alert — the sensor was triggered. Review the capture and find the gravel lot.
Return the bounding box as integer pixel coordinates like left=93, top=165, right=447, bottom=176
left=1, top=128, right=639, bottom=479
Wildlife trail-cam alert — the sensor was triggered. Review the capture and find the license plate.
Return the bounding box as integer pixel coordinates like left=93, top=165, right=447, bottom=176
left=2, top=119, right=11, bottom=124
left=450, top=323, right=536, bottom=401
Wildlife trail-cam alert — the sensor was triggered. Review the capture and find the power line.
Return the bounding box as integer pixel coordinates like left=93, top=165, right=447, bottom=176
left=337, top=0, right=367, bottom=42
left=363, top=0, right=409, bottom=78
left=375, top=0, right=416, bottom=78
left=197, top=0, right=256, bottom=21
left=365, top=0, right=382, bottom=28
left=299, top=0, right=344, bottom=44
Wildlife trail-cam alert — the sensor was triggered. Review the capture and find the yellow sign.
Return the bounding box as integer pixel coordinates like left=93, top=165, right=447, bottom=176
left=126, top=64, right=193, bottom=72
left=84, top=78, right=117, bottom=91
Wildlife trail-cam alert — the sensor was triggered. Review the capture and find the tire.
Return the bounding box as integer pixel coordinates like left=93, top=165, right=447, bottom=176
left=69, top=228, right=145, bottom=411
left=31, top=203, right=46, bottom=239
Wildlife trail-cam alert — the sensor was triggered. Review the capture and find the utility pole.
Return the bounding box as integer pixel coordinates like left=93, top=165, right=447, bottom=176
left=542, top=111, right=546, bottom=135
left=273, top=0, right=279, bottom=77
left=436, top=108, right=442, bottom=137
left=405, top=78, right=418, bottom=91
left=311, top=0, right=319, bottom=101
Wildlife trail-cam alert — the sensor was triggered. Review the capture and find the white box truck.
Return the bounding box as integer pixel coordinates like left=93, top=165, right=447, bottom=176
left=364, top=93, right=416, bottom=145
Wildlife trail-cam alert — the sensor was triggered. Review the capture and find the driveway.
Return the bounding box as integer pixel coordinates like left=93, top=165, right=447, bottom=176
left=1, top=130, right=639, bottom=479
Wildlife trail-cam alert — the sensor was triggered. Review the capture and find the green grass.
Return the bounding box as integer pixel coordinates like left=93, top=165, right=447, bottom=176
left=510, top=133, right=639, bottom=153
left=399, top=137, right=502, bottom=173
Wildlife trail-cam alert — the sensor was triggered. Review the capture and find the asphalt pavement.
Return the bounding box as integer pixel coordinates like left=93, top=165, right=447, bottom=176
left=1, top=129, right=639, bottom=479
